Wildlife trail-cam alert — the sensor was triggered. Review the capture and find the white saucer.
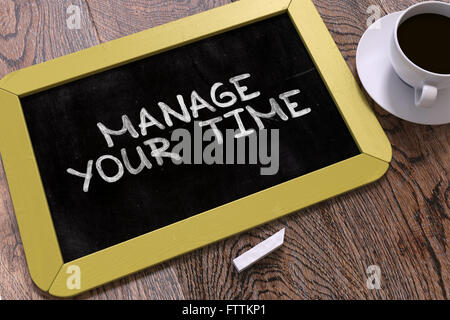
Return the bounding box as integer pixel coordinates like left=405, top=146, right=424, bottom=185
left=356, top=12, right=450, bottom=125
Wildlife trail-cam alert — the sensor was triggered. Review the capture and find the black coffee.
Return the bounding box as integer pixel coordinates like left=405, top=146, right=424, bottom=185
left=397, top=13, right=450, bottom=74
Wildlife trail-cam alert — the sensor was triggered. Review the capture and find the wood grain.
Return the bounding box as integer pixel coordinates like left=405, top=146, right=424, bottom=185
left=0, top=0, right=100, bottom=78
left=0, top=0, right=448, bottom=300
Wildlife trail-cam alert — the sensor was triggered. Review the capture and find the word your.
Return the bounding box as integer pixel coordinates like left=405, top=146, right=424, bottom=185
left=67, top=73, right=311, bottom=192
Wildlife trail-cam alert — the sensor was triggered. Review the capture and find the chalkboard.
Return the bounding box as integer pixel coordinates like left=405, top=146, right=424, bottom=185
left=20, top=13, right=359, bottom=262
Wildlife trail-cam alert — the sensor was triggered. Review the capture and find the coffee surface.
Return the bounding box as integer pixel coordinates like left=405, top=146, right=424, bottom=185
left=398, top=13, right=450, bottom=74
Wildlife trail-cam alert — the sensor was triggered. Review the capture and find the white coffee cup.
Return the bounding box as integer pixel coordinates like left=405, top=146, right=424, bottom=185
left=390, top=1, right=450, bottom=108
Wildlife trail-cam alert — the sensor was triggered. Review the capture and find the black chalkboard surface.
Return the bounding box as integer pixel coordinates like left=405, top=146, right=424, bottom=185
left=21, top=13, right=359, bottom=262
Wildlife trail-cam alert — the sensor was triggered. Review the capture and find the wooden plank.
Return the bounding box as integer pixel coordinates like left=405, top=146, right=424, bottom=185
left=0, top=0, right=100, bottom=78
left=85, top=0, right=231, bottom=41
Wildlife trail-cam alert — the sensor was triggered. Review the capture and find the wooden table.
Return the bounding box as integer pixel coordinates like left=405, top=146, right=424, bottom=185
left=0, top=0, right=448, bottom=300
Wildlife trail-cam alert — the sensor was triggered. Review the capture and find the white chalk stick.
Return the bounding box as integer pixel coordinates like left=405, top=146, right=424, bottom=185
left=233, top=228, right=285, bottom=272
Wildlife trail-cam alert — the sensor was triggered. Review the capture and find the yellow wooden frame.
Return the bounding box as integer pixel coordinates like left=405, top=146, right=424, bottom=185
left=0, top=0, right=391, bottom=297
